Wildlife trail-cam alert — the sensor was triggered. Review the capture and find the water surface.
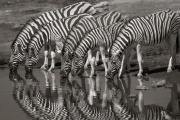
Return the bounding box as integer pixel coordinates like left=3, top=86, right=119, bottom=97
left=0, top=66, right=180, bottom=120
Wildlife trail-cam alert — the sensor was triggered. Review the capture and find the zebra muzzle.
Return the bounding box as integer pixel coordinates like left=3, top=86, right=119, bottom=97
left=25, top=65, right=33, bottom=73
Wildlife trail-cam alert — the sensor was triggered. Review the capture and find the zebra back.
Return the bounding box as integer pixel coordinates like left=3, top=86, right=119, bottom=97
left=9, top=1, right=108, bottom=71
left=110, top=9, right=180, bottom=57
left=64, top=11, right=127, bottom=55
left=26, top=13, right=92, bottom=68
left=11, top=1, right=97, bottom=51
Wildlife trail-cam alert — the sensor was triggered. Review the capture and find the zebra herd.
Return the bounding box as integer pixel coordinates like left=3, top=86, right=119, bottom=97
left=9, top=1, right=180, bottom=79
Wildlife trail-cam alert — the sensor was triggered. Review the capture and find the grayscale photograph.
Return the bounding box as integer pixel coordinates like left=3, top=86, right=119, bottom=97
left=0, top=0, right=180, bottom=119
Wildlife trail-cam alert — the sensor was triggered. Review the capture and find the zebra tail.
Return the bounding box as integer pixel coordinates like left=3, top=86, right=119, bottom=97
left=176, top=30, right=180, bottom=53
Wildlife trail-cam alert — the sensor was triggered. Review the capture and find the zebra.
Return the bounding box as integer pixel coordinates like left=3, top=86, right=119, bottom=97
left=60, top=11, right=128, bottom=77
left=107, top=9, right=180, bottom=79
left=9, top=1, right=108, bottom=73
left=24, top=13, right=93, bottom=72
left=71, top=22, right=125, bottom=77
left=111, top=77, right=174, bottom=120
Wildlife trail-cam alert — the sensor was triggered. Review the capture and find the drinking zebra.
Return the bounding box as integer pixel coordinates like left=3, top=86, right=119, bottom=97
left=24, top=13, right=93, bottom=72
left=60, top=11, right=128, bottom=77
left=9, top=1, right=108, bottom=72
left=107, top=9, right=180, bottom=78
left=71, top=22, right=125, bottom=77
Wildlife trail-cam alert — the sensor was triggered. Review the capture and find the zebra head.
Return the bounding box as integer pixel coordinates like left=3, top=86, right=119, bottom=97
left=9, top=44, right=26, bottom=73
left=60, top=51, right=73, bottom=77
left=71, top=53, right=85, bottom=77
left=106, top=50, right=121, bottom=79
left=106, top=60, right=121, bottom=80
left=25, top=47, right=39, bottom=73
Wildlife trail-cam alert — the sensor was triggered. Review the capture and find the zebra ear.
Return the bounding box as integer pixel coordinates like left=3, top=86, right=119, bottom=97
left=17, top=44, right=23, bottom=55
left=67, top=51, right=73, bottom=59
left=70, top=52, right=75, bottom=59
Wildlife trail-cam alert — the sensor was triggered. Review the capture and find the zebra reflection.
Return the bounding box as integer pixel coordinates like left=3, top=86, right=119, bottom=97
left=9, top=71, right=68, bottom=120
left=111, top=77, right=174, bottom=120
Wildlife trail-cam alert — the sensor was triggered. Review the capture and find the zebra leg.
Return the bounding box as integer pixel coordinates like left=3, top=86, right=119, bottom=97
left=48, top=51, right=56, bottom=72
left=84, top=50, right=92, bottom=69
left=60, top=54, right=64, bottom=69
left=136, top=44, right=143, bottom=77
left=90, top=57, right=95, bottom=77
left=167, top=33, right=177, bottom=73
left=41, top=49, right=49, bottom=70
left=95, top=51, right=100, bottom=65
left=100, top=46, right=108, bottom=76
left=87, top=50, right=95, bottom=77
left=84, top=56, right=90, bottom=69
left=118, top=54, right=126, bottom=78
left=118, top=49, right=130, bottom=78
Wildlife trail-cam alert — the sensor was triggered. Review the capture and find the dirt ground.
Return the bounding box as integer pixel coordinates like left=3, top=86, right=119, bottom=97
left=0, top=0, right=180, bottom=74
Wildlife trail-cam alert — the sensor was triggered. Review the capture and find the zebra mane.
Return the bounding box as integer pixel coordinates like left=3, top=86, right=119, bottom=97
left=124, top=9, right=173, bottom=25
left=124, top=16, right=139, bottom=24
left=11, top=16, right=39, bottom=49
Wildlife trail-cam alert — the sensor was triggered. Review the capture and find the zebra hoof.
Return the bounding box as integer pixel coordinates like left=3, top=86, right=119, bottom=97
left=167, top=69, right=173, bottom=73
left=167, top=67, right=175, bottom=73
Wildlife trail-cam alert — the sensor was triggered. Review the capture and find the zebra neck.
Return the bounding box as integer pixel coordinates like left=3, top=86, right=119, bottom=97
left=113, top=25, right=135, bottom=54
left=76, top=37, right=94, bottom=58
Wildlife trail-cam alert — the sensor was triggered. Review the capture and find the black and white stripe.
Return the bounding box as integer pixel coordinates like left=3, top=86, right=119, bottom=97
left=108, top=9, right=180, bottom=78
left=60, top=11, right=127, bottom=77
left=9, top=1, right=107, bottom=72
left=25, top=13, right=92, bottom=72
left=71, top=22, right=125, bottom=77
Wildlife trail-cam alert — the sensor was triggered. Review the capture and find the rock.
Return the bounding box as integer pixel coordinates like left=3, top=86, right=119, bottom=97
left=151, top=80, right=166, bottom=88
